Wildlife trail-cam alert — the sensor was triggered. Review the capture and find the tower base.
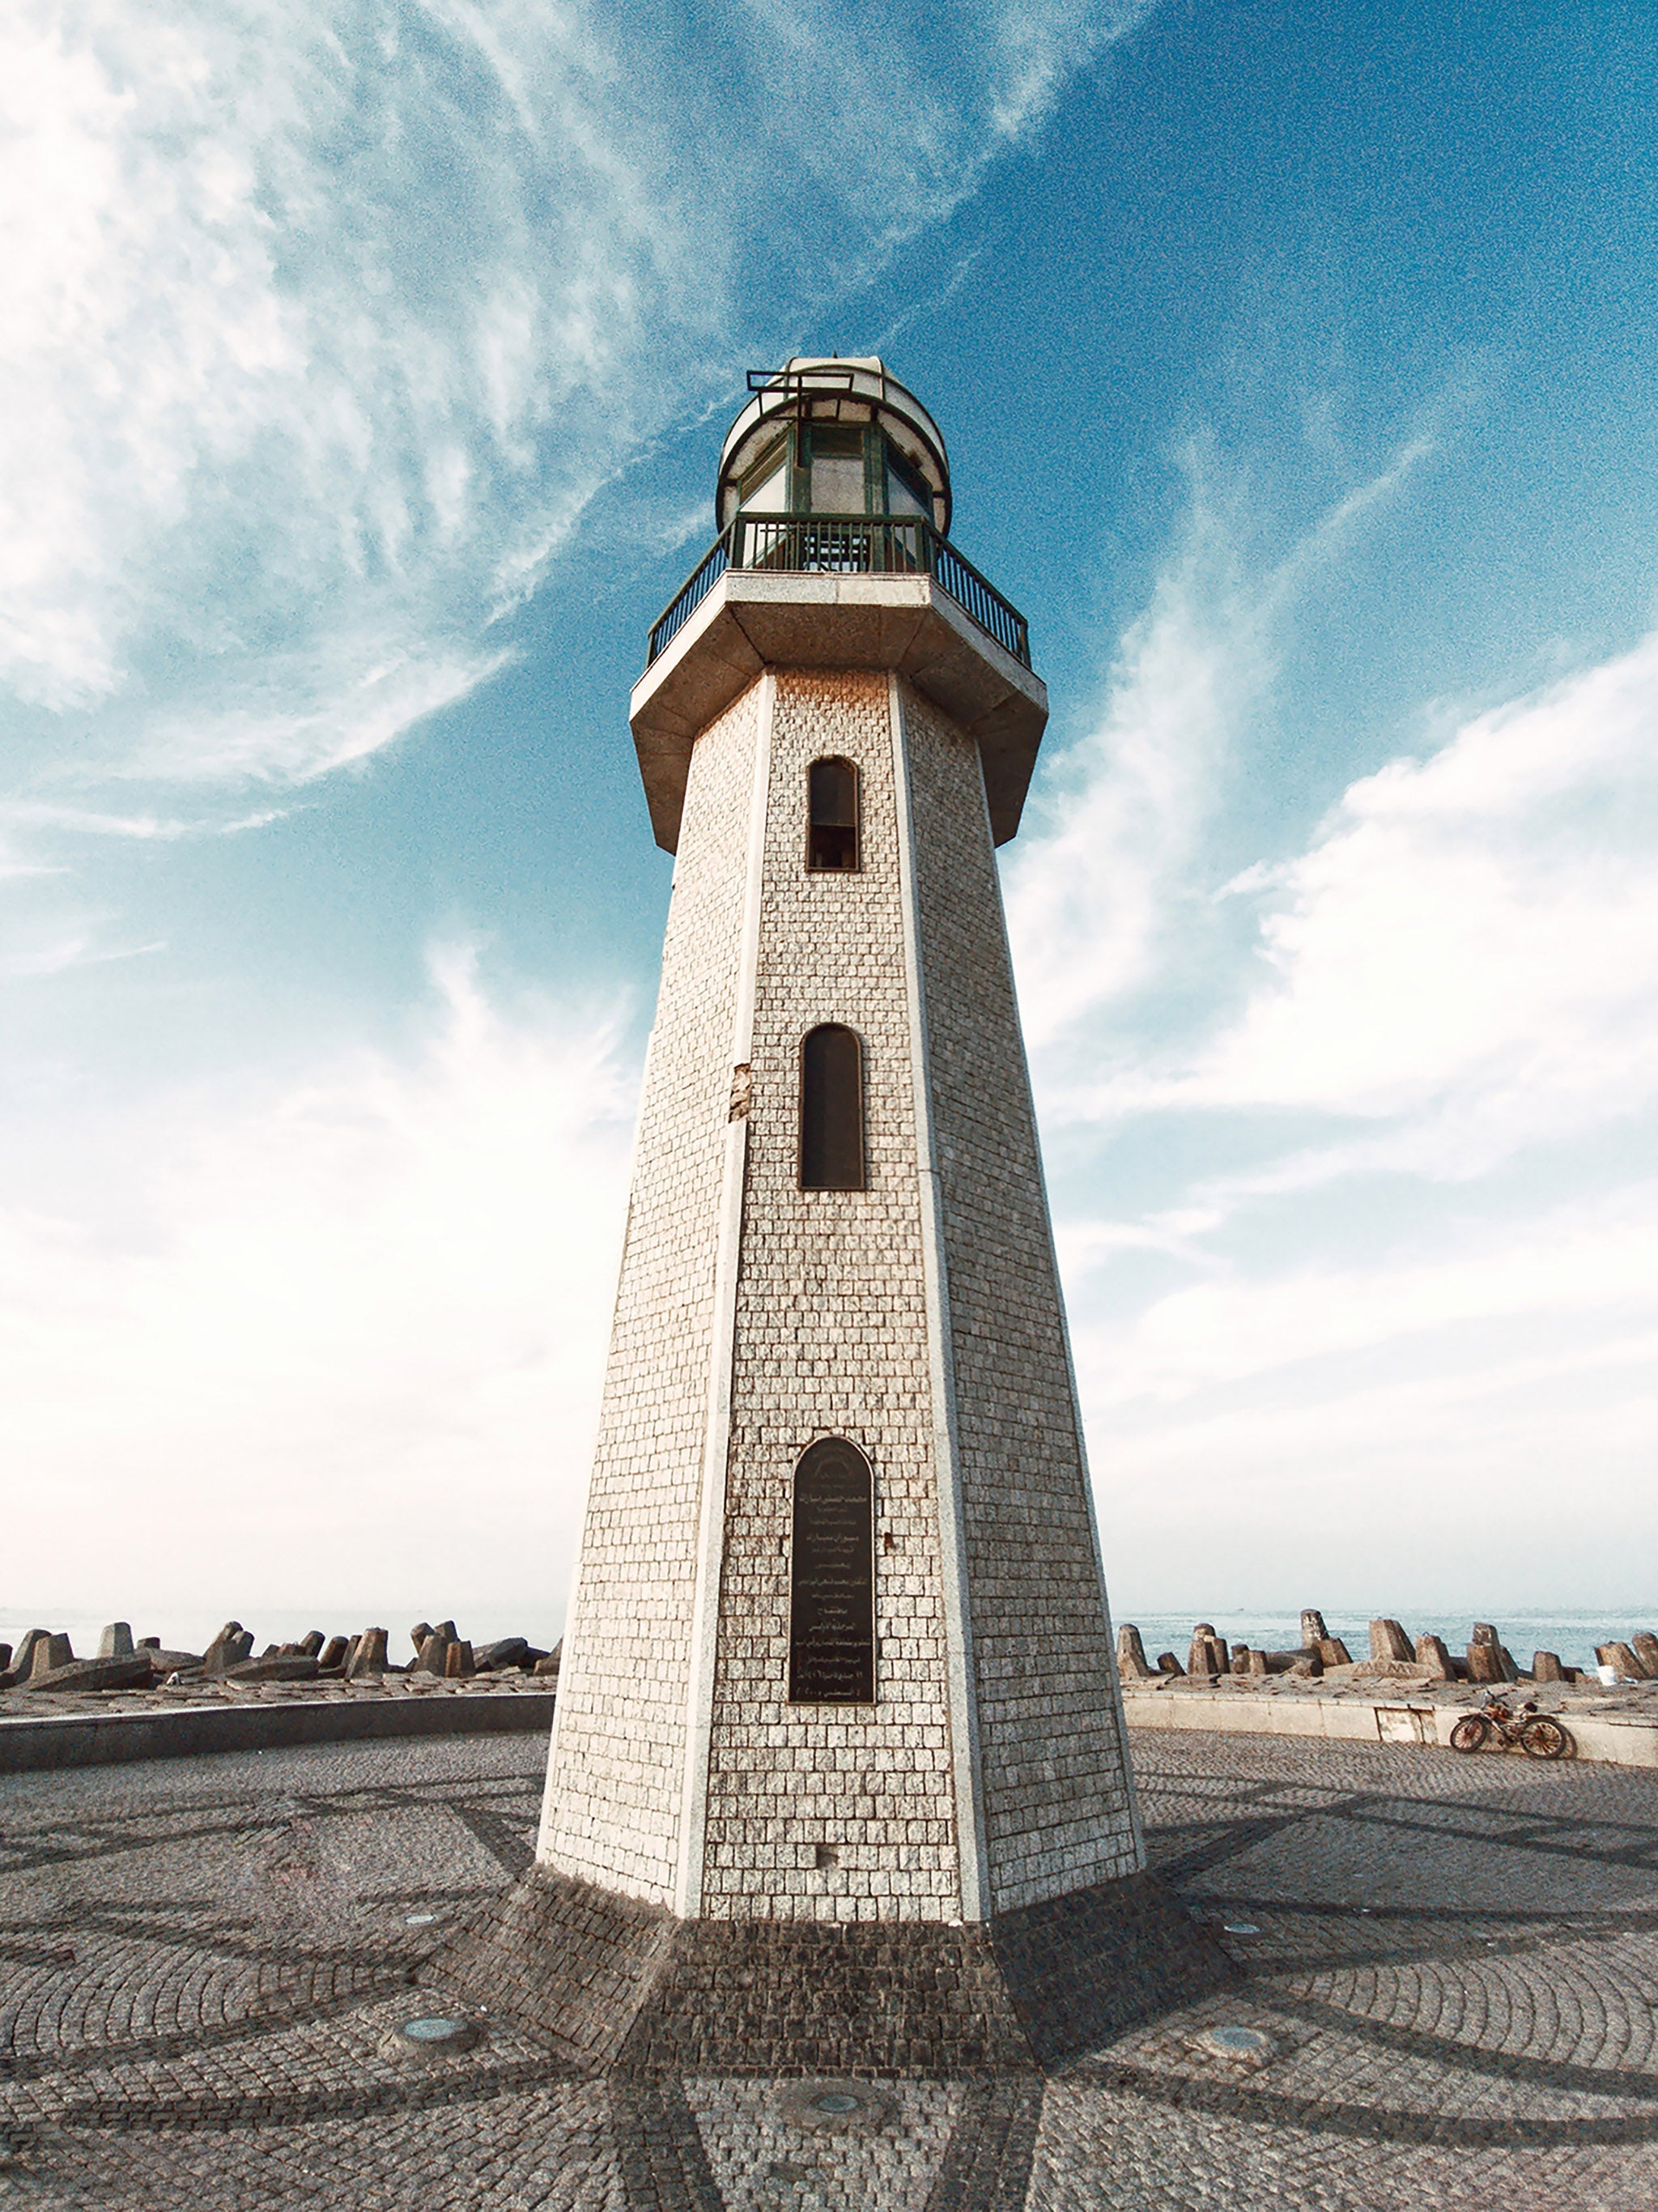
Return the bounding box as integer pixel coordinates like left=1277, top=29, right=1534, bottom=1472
left=437, top=1867, right=1231, bottom=2077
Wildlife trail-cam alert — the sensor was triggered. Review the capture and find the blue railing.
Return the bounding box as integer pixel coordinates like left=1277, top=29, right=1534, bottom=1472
left=647, top=513, right=1031, bottom=669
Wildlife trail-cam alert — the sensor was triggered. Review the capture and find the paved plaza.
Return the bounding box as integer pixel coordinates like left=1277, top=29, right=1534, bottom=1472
left=3, top=1731, right=1656, bottom=2209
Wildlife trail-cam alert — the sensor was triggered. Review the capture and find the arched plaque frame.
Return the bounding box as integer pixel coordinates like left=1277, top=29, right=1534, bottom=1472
left=787, top=1436, right=875, bottom=1704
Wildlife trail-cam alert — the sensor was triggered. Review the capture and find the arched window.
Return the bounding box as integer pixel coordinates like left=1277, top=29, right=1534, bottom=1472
left=800, top=1025, right=865, bottom=1190
left=806, top=757, right=859, bottom=872
left=789, top=1436, right=875, bottom=1704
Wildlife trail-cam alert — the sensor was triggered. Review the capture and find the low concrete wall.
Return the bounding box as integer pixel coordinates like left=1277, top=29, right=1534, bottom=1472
left=1123, top=1687, right=1658, bottom=1767
left=0, top=1691, right=556, bottom=1774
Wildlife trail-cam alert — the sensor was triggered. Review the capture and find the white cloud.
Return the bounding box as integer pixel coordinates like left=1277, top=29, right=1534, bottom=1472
left=1078, top=1187, right=1658, bottom=1610
left=1017, top=474, right=1658, bottom=1606
left=1076, top=1184, right=1658, bottom=1407
left=1099, top=631, right=1658, bottom=1177
left=0, top=0, right=1146, bottom=792
left=0, top=946, right=636, bottom=1621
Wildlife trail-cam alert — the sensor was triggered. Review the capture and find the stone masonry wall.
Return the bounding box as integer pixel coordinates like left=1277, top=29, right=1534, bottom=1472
left=538, top=685, right=760, bottom=1903
left=700, top=670, right=963, bottom=1923
left=901, top=679, right=1141, bottom=1913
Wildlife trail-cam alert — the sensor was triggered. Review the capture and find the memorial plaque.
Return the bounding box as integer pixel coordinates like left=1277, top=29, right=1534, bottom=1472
left=788, top=1436, right=875, bottom=1704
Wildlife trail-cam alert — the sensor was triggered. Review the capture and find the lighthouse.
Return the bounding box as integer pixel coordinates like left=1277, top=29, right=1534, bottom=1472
left=463, top=362, right=1214, bottom=2074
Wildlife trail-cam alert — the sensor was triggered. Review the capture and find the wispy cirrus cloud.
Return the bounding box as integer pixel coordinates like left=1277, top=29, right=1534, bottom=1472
left=1005, top=427, right=1434, bottom=1057
left=0, top=925, right=167, bottom=979
left=2, top=802, right=288, bottom=840
left=1, top=0, right=1149, bottom=801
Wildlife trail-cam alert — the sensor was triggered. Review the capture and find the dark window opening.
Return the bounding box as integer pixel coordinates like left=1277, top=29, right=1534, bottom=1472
left=800, top=1025, right=865, bottom=1190
left=789, top=1436, right=875, bottom=1704
left=807, top=756, right=859, bottom=871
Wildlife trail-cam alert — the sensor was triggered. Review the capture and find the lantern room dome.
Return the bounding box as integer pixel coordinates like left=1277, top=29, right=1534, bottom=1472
left=716, top=359, right=952, bottom=538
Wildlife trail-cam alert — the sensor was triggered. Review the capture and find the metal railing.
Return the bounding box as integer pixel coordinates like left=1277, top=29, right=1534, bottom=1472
left=647, top=513, right=1031, bottom=669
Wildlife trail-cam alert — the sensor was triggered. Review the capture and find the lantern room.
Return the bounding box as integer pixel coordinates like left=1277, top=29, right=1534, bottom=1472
left=716, top=359, right=951, bottom=536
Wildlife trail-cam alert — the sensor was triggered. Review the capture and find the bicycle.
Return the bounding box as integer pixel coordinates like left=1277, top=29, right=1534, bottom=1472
left=1449, top=1695, right=1574, bottom=1759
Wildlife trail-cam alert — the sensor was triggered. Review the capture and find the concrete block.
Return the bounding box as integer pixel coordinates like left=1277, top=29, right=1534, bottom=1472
left=1370, top=1619, right=1414, bottom=1663
left=1414, top=1635, right=1455, bottom=1681
left=1300, top=1609, right=1328, bottom=1645
left=348, top=1628, right=389, bottom=1679
left=1630, top=1634, right=1658, bottom=1679
left=26, top=1654, right=153, bottom=1693
left=1186, top=1625, right=1222, bottom=1677
left=201, top=1623, right=244, bottom=1678
left=1533, top=1651, right=1567, bottom=1682
left=97, top=1623, right=134, bottom=1658
left=31, top=1635, right=73, bottom=1680
left=225, top=1655, right=320, bottom=1682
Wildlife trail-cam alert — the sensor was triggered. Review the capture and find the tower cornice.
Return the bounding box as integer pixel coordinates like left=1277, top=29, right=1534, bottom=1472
left=630, top=570, right=1048, bottom=853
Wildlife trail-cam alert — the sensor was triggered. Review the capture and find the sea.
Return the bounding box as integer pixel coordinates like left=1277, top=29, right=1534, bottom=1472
left=2, top=1602, right=1653, bottom=1677
left=1120, top=1610, right=1656, bottom=1674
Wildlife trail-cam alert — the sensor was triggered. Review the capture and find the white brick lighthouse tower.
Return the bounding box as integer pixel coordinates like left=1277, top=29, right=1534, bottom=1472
left=467, top=364, right=1213, bottom=2074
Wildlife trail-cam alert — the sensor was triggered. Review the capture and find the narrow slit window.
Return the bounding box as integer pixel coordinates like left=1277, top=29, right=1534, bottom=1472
left=800, top=1024, right=865, bottom=1190
left=789, top=1436, right=875, bottom=1704
left=807, top=757, right=859, bottom=872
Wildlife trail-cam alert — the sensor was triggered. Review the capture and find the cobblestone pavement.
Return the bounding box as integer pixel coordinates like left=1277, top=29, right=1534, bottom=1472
left=3, top=1733, right=1656, bottom=2208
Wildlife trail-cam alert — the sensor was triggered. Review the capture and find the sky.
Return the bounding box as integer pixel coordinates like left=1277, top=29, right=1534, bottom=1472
left=3, top=0, right=1656, bottom=1646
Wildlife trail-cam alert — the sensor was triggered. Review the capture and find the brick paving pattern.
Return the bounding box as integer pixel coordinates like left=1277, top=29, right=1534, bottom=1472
left=5, top=1732, right=1658, bottom=2207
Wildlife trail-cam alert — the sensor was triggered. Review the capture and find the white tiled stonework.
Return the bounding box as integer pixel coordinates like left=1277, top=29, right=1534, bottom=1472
left=704, top=671, right=959, bottom=1921
left=539, top=660, right=1140, bottom=1921
left=538, top=686, right=760, bottom=1902
left=903, top=683, right=1140, bottom=1911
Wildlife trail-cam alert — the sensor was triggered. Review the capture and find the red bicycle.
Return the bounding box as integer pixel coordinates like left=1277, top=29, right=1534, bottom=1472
left=1449, top=1695, right=1573, bottom=1759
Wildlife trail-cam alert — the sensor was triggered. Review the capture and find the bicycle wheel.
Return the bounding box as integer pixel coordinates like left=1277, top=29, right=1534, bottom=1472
left=1449, top=1714, right=1490, bottom=1753
left=1520, top=1716, right=1572, bottom=1759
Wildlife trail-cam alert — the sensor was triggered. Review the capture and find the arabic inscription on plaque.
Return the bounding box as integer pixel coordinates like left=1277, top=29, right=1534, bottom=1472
left=788, top=1436, right=874, bottom=1704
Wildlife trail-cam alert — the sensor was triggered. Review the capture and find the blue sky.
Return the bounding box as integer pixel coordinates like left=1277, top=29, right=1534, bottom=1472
left=4, top=0, right=1655, bottom=1640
